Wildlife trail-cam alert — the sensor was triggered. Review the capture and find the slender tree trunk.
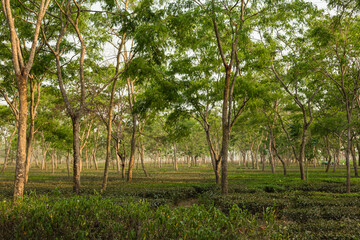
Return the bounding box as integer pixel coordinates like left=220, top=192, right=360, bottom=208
left=351, top=142, right=358, bottom=177
left=127, top=76, right=137, bottom=183
left=52, top=151, right=55, bottom=174
left=139, top=141, right=149, bottom=177
left=298, top=128, right=307, bottom=180
left=333, top=135, right=342, bottom=173
left=72, top=116, right=81, bottom=194
left=242, top=151, right=246, bottom=168
left=85, top=148, right=89, bottom=169
left=273, top=144, right=287, bottom=176
left=41, top=146, right=48, bottom=171
left=205, top=128, right=221, bottom=184
left=136, top=152, right=139, bottom=170
left=173, top=143, right=178, bottom=171
left=155, top=150, right=159, bottom=168
left=346, top=113, right=351, bottom=193
left=325, top=136, right=332, bottom=173
left=268, top=137, right=275, bottom=174
left=102, top=74, right=117, bottom=190
left=120, top=155, right=126, bottom=179
left=25, top=78, right=39, bottom=184
left=1, top=126, right=17, bottom=173
left=116, top=151, right=121, bottom=174
left=255, top=139, right=262, bottom=170
left=261, top=154, right=265, bottom=171
left=67, top=149, right=70, bottom=177
left=92, top=132, right=98, bottom=170
left=306, top=158, right=309, bottom=183
left=333, top=151, right=338, bottom=172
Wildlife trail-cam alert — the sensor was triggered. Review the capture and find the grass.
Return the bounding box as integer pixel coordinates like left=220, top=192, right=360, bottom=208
left=1, top=162, right=360, bottom=239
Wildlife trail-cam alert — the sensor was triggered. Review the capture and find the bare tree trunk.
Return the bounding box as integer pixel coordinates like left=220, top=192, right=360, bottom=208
left=351, top=141, right=358, bottom=177
left=102, top=73, right=117, bottom=190
left=14, top=75, right=27, bottom=199
left=67, top=150, right=70, bottom=177
left=52, top=151, right=55, bottom=174
left=41, top=143, right=49, bottom=171
left=255, top=139, right=261, bottom=170
left=85, top=148, right=89, bottom=169
left=72, top=117, right=81, bottom=194
left=333, top=151, right=338, bottom=172
left=1, top=126, right=17, bottom=173
left=298, top=128, right=307, bottom=180
left=25, top=77, right=41, bottom=184
left=121, top=158, right=126, bottom=179
left=325, top=136, right=332, bottom=173
left=268, top=137, right=275, bottom=173
left=261, top=154, right=265, bottom=171
left=139, top=141, right=149, bottom=177
left=116, top=151, right=121, bottom=174
left=127, top=78, right=137, bottom=183
left=333, top=135, right=341, bottom=173
left=173, top=143, right=178, bottom=171
left=93, top=131, right=98, bottom=170
left=346, top=125, right=351, bottom=193
left=136, top=152, right=139, bottom=170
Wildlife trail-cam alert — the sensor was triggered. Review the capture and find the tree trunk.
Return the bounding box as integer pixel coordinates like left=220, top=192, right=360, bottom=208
left=72, top=116, right=81, bottom=194
left=52, top=151, right=55, bottom=174
left=333, top=135, right=342, bottom=173
left=261, top=154, right=265, bottom=171
left=1, top=126, right=17, bottom=173
left=84, top=148, right=88, bottom=169
left=25, top=78, right=39, bottom=184
left=139, top=141, right=149, bottom=177
left=351, top=142, right=358, bottom=177
left=268, top=137, right=275, bottom=173
left=120, top=155, right=126, bottom=179
left=333, top=151, right=338, bottom=172
left=92, top=132, right=98, bottom=170
left=298, top=127, right=307, bottom=180
left=67, top=150, right=70, bottom=177
left=346, top=117, right=351, bottom=193
left=127, top=77, right=137, bottom=183
left=3, top=0, right=50, bottom=201
left=325, top=136, right=332, bottom=173
left=102, top=74, right=117, bottom=190
left=173, top=143, right=178, bottom=171
left=41, top=144, right=49, bottom=171
left=273, top=143, right=287, bottom=176
left=13, top=75, right=28, bottom=200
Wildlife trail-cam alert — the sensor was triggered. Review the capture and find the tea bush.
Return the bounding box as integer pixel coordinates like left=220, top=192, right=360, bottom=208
left=0, top=194, right=287, bottom=240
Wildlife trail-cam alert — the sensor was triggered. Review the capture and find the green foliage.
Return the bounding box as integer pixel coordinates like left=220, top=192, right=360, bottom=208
left=0, top=194, right=284, bottom=240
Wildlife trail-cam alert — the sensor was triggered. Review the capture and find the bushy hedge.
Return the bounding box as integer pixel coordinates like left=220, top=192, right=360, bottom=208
left=0, top=194, right=287, bottom=240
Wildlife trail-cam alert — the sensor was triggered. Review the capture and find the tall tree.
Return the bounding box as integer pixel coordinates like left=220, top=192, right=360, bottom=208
left=42, top=0, right=112, bottom=194
left=1, top=0, right=50, bottom=200
left=312, top=1, right=360, bottom=192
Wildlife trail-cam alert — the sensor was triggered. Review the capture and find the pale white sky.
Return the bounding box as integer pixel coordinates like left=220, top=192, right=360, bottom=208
left=311, top=0, right=328, bottom=9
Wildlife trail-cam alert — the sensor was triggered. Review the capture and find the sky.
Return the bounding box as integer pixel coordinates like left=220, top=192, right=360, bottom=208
left=312, top=0, right=329, bottom=10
